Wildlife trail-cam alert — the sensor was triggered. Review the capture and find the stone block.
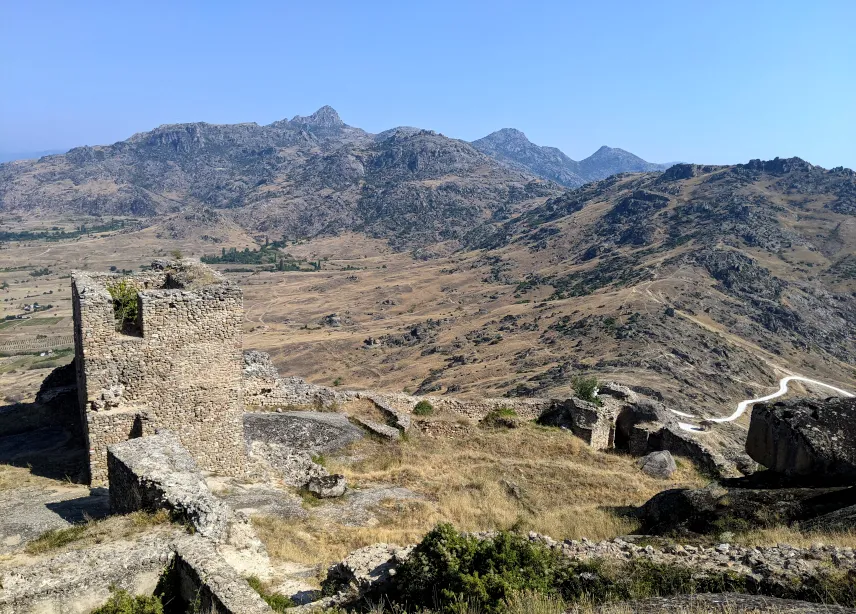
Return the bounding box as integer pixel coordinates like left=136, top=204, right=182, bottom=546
left=107, top=432, right=228, bottom=540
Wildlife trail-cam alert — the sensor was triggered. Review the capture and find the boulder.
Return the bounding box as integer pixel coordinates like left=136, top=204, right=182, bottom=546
left=307, top=474, right=347, bottom=498
left=746, top=397, right=856, bottom=482
left=640, top=481, right=856, bottom=535
left=638, top=450, right=677, bottom=479
left=107, top=432, right=228, bottom=540
left=323, top=543, right=413, bottom=600
left=802, top=502, right=856, bottom=532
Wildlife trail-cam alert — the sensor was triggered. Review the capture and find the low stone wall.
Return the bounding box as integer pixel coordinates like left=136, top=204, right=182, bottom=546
left=244, top=350, right=355, bottom=408
left=87, top=409, right=148, bottom=484
left=108, top=432, right=228, bottom=540
left=172, top=538, right=273, bottom=614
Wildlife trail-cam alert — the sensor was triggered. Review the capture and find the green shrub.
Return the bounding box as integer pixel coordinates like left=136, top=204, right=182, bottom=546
left=413, top=400, right=434, bottom=416
left=388, top=524, right=759, bottom=613
left=106, top=279, right=139, bottom=332
left=393, top=523, right=567, bottom=613
left=572, top=376, right=601, bottom=405
left=246, top=575, right=295, bottom=612
left=90, top=588, right=164, bottom=614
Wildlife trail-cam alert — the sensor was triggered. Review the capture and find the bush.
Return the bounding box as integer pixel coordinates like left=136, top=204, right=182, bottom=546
left=246, top=575, right=295, bottom=612
left=388, top=524, right=760, bottom=613
left=413, top=400, right=434, bottom=416
left=393, top=523, right=565, bottom=613
left=106, top=279, right=139, bottom=333
left=572, top=376, right=601, bottom=405
left=91, top=589, right=164, bottom=614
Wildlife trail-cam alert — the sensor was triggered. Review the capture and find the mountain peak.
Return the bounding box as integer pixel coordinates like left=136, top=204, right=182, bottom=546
left=291, top=105, right=344, bottom=129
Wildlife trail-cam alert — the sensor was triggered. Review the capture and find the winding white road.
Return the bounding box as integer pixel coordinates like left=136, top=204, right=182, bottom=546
left=674, top=376, right=855, bottom=432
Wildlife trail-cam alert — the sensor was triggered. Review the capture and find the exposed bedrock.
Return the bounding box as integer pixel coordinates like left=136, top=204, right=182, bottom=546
left=746, top=397, right=856, bottom=483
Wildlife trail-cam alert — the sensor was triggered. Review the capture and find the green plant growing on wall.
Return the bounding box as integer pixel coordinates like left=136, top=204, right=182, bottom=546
left=572, top=375, right=601, bottom=405
left=107, top=279, right=139, bottom=333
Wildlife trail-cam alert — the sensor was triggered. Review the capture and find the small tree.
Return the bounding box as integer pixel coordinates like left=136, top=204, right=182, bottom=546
left=572, top=375, right=600, bottom=405
left=170, top=249, right=183, bottom=260
left=107, top=279, right=139, bottom=333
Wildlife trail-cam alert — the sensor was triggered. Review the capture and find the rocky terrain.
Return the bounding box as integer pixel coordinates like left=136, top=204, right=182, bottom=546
left=472, top=128, right=671, bottom=187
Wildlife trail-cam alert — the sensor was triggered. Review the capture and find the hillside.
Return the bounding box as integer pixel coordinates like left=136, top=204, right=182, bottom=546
left=471, top=128, right=671, bottom=187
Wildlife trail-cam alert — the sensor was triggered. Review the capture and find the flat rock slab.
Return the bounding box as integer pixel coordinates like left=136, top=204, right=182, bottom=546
left=213, top=482, right=307, bottom=520
left=0, top=484, right=109, bottom=554
left=310, top=485, right=421, bottom=527
left=108, top=432, right=228, bottom=539
left=354, top=417, right=401, bottom=440
left=0, top=533, right=174, bottom=613
left=244, top=411, right=364, bottom=454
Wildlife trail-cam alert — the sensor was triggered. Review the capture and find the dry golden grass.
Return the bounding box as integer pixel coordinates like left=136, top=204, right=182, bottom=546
left=253, top=421, right=707, bottom=567
left=0, top=464, right=60, bottom=491
left=734, top=524, right=856, bottom=549
left=24, top=509, right=174, bottom=555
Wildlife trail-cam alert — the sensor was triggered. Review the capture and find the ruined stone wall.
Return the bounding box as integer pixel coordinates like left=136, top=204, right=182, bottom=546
left=72, top=262, right=247, bottom=485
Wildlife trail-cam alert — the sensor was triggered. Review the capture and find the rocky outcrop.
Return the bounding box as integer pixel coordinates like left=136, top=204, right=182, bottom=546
left=107, top=432, right=228, bottom=539
left=747, top=397, right=856, bottom=483
left=243, top=412, right=362, bottom=489
left=243, top=411, right=364, bottom=454
left=640, top=480, right=856, bottom=535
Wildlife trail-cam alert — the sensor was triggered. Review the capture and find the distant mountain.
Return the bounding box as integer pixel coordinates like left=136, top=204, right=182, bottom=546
left=470, top=129, right=587, bottom=188
left=471, top=129, right=671, bottom=187
left=0, top=107, right=559, bottom=249
left=578, top=145, right=671, bottom=181
left=0, top=149, right=67, bottom=163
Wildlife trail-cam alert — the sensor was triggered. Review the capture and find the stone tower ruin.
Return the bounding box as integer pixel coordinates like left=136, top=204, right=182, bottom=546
left=71, top=260, right=246, bottom=484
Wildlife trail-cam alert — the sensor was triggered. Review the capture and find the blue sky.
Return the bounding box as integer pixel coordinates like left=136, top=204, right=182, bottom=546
left=1, top=0, right=854, bottom=168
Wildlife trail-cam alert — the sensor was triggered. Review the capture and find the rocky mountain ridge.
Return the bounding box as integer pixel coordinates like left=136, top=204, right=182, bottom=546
left=471, top=128, right=672, bottom=187
left=0, top=106, right=673, bottom=248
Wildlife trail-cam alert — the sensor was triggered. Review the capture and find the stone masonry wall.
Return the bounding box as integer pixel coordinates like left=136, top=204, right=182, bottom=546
left=73, top=261, right=247, bottom=485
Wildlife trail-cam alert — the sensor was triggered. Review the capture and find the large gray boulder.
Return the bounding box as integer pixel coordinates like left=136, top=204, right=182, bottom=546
left=107, top=432, right=228, bottom=540
left=638, top=450, right=677, bottom=479
left=746, top=397, right=856, bottom=482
